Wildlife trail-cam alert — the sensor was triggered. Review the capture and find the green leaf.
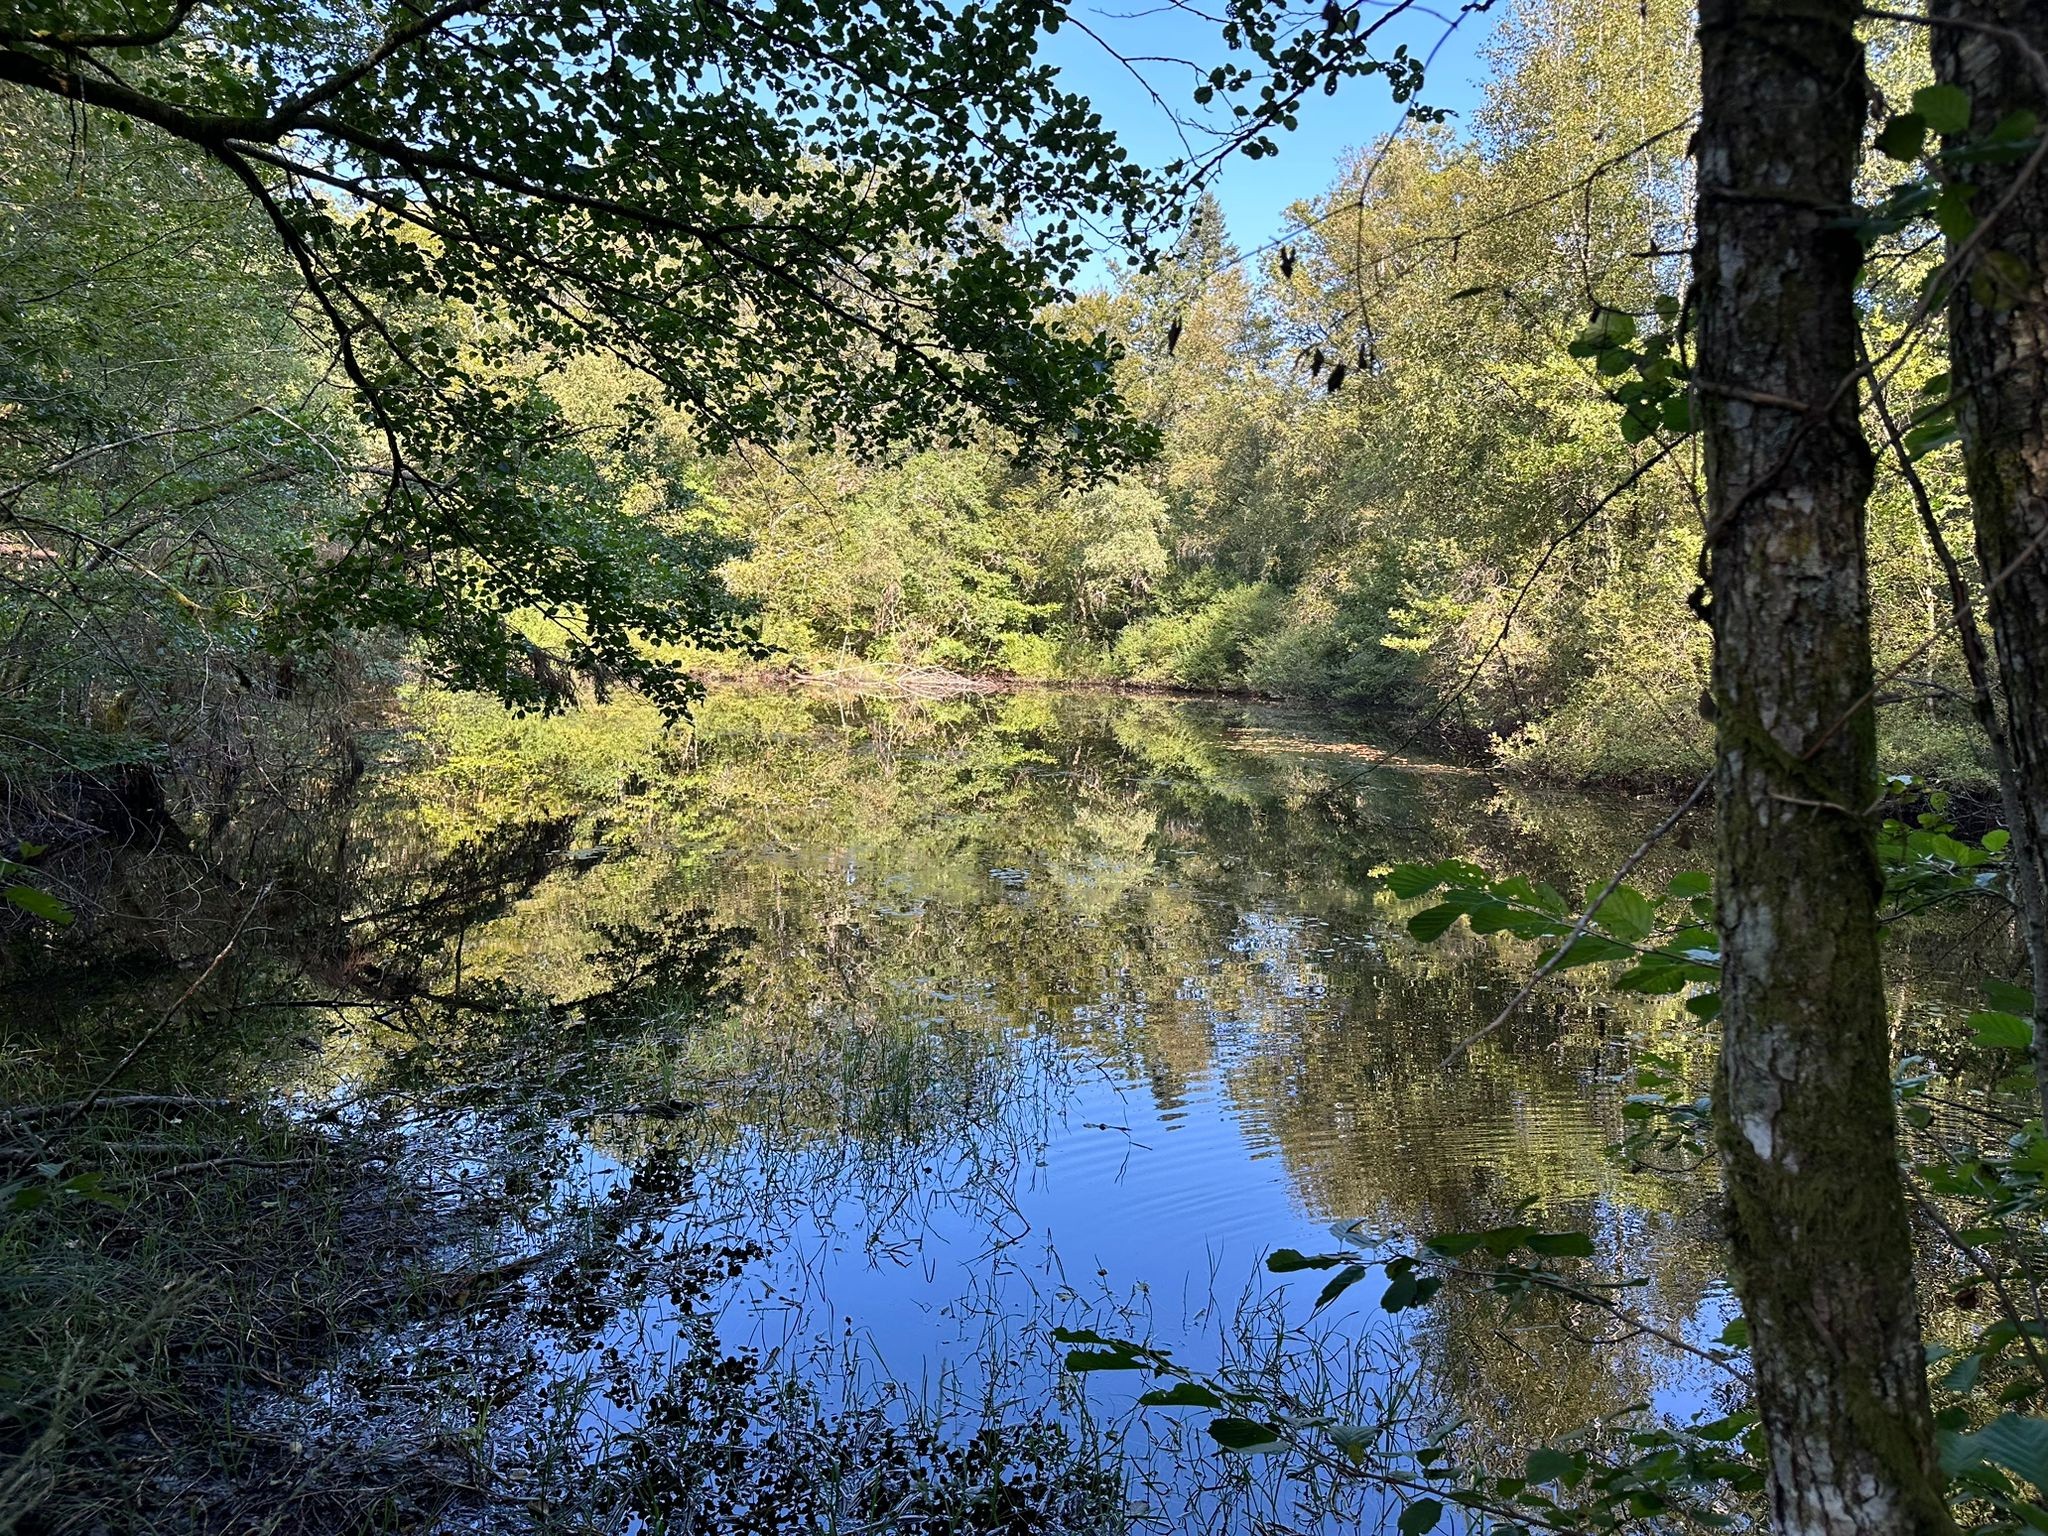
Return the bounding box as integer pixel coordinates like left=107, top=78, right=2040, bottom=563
left=1984, top=829, right=2012, bottom=853
left=1718, top=1317, right=1749, bottom=1348
left=1970, top=1010, right=2033, bottom=1050
left=1693, top=1412, right=1757, bottom=1443
left=1613, top=959, right=1690, bottom=994
left=1398, top=1498, right=1444, bottom=1535
left=1666, top=871, right=1712, bottom=899
left=1935, top=182, right=1980, bottom=240
left=1593, top=886, right=1655, bottom=943
left=1950, top=111, right=2040, bottom=164
left=1429, top=1224, right=1540, bottom=1260
left=1525, top=1447, right=1581, bottom=1484
left=1316, top=1262, right=1370, bottom=1311
left=1546, top=933, right=1636, bottom=969
left=4, top=885, right=73, bottom=925
left=59, top=1170, right=124, bottom=1208
left=1328, top=1423, right=1375, bottom=1464
left=1139, top=1382, right=1224, bottom=1408
left=1571, top=308, right=1635, bottom=354
left=1385, top=862, right=1445, bottom=900
left=1905, top=414, right=1961, bottom=459
left=1913, top=83, right=1972, bottom=136
left=1525, top=1230, right=1595, bottom=1258
left=1501, top=911, right=1570, bottom=941
left=1989, top=110, right=2040, bottom=144
left=1408, top=904, right=1463, bottom=942
left=1945, top=1352, right=1984, bottom=1394
left=1380, top=1267, right=1418, bottom=1312
left=1065, top=1349, right=1145, bottom=1371
left=1972, top=250, right=2033, bottom=312
left=1876, top=113, right=1928, bottom=161
left=1207, top=1417, right=1287, bottom=1453
left=1267, top=1248, right=1354, bottom=1272
left=1944, top=1414, right=2048, bottom=1490
left=1466, top=900, right=1525, bottom=935
left=1987, top=980, right=2036, bottom=1015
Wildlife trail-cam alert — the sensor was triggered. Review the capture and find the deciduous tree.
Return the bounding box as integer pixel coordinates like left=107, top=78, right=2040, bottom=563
left=1696, top=0, right=1952, bottom=1529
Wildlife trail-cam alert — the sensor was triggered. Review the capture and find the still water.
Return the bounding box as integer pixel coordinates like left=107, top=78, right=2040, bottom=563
left=279, top=688, right=1735, bottom=1530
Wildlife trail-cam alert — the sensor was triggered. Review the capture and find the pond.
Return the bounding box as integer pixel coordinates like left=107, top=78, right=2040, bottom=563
left=27, top=688, right=1744, bottom=1532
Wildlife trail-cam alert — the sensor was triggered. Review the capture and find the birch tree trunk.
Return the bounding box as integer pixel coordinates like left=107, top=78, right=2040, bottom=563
left=1695, top=1, right=1952, bottom=1531
left=1932, top=0, right=2048, bottom=1122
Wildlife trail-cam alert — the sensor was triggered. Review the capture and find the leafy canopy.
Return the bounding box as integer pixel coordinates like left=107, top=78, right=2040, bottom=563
left=0, top=0, right=1183, bottom=707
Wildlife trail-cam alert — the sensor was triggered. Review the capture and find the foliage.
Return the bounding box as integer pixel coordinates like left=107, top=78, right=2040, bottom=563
left=0, top=0, right=1196, bottom=708
left=669, top=0, right=1995, bottom=795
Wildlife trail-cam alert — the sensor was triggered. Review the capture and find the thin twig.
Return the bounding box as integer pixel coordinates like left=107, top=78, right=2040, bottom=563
left=58, top=882, right=272, bottom=1131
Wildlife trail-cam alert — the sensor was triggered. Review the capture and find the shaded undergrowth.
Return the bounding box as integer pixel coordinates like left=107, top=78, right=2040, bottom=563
left=0, top=1088, right=449, bottom=1533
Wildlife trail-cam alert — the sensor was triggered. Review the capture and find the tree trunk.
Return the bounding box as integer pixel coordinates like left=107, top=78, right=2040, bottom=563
left=1933, top=0, right=2048, bottom=1122
left=1695, top=1, right=1952, bottom=1532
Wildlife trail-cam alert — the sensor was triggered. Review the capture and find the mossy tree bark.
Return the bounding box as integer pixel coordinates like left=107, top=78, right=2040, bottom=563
left=1696, top=2, right=1953, bottom=1533
left=1933, top=0, right=2048, bottom=1122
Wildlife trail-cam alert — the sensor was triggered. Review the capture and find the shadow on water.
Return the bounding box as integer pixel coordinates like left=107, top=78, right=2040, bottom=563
left=4, top=689, right=1741, bottom=1532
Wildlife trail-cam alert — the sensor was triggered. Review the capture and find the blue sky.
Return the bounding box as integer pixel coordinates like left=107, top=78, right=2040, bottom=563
left=1043, top=0, right=1502, bottom=269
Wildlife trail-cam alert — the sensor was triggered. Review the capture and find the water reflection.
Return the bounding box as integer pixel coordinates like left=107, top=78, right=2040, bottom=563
left=302, top=689, right=1729, bottom=1529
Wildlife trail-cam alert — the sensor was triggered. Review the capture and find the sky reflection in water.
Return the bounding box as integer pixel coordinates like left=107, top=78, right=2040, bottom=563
left=328, top=691, right=1736, bottom=1529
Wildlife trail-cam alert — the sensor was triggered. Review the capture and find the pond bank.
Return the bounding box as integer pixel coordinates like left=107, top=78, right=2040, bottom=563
left=677, top=654, right=1733, bottom=794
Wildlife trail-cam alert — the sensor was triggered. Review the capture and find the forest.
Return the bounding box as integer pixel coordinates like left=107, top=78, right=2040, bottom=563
left=3, top=0, right=2048, bottom=1532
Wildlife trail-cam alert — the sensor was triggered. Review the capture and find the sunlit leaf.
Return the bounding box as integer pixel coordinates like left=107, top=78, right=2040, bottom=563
left=1970, top=1011, right=2032, bottom=1051
left=1912, top=83, right=1972, bottom=136
left=1593, top=886, right=1654, bottom=942
left=1384, top=863, right=1446, bottom=900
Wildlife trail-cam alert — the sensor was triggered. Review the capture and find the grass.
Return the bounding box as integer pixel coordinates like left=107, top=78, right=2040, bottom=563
left=0, top=1085, right=455, bottom=1533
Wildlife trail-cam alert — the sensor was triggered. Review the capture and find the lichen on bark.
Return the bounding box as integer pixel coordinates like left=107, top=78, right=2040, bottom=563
left=1695, top=0, right=1954, bottom=1531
